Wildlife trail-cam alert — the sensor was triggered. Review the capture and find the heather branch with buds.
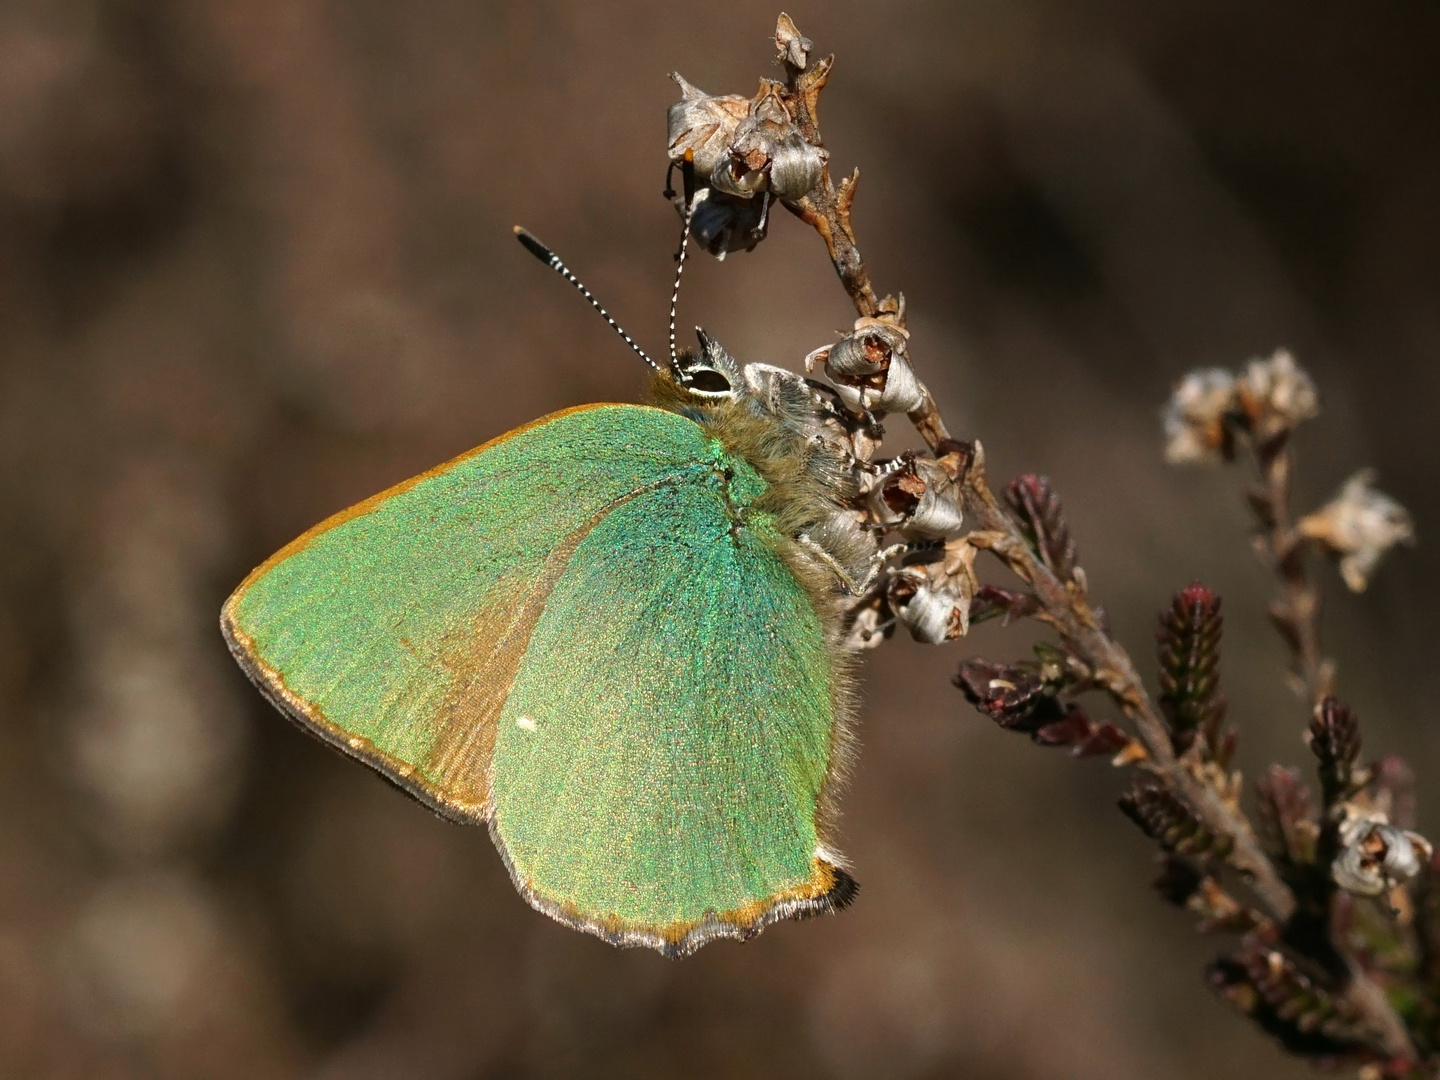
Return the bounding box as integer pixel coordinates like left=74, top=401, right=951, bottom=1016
left=669, top=16, right=1429, bottom=1074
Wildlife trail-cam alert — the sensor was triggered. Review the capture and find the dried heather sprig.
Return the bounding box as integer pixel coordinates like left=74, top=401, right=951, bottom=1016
left=1208, top=938, right=1372, bottom=1060
left=1254, top=765, right=1320, bottom=868
left=1309, top=697, right=1362, bottom=809
left=1119, top=781, right=1234, bottom=858
left=1004, top=474, right=1077, bottom=583
left=1156, top=583, right=1228, bottom=758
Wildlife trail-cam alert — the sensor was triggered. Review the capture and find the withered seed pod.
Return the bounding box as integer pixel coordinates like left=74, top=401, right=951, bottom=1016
left=874, top=456, right=965, bottom=539
left=666, top=74, right=749, bottom=179
left=707, top=82, right=826, bottom=204
left=807, top=321, right=927, bottom=415
left=888, top=567, right=968, bottom=644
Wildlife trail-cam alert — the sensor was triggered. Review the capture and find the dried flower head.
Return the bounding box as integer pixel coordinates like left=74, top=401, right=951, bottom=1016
left=1235, top=349, right=1320, bottom=432
left=1298, top=470, right=1415, bottom=592
left=710, top=82, right=825, bottom=203
left=666, top=74, right=750, bottom=179
left=868, top=455, right=965, bottom=538
left=668, top=76, right=825, bottom=214
left=1331, top=809, right=1432, bottom=897
left=1162, top=368, right=1238, bottom=464
left=806, top=319, right=925, bottom=415
left=689, top=187, right=769, bottom=259
left=887, top=564, right=969, bottom=644
left=668, top=75, right=827, bottom=256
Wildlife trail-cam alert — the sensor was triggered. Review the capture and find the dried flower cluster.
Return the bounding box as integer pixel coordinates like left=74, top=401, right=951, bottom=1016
left=1300, top=471, right=1418, bottom=594
left=1163, top=349, right=1321, bottom=464
left=1163, top=351, right=1413, bottom=602
left=683, top=17, right=1428, bottom=1075
left=666, top=16, right=827, bottom=257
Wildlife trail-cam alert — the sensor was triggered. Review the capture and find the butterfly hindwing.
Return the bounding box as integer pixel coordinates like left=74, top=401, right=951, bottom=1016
left=222, top=402, right=849, bottom=951
left=490, top=476, right=847, bottom=953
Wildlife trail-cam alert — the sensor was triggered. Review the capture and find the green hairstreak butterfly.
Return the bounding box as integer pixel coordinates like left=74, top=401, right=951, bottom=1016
left=221, top=220, right=880, bottom=957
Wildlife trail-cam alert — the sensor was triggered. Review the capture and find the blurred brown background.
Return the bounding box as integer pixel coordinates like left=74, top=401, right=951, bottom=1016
left=1, top=1, right=1438, bottom=1077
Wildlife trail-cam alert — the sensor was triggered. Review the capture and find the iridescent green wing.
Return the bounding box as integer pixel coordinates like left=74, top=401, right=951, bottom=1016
left=223, top=402, right=854, bottom=955
left=488, top=467, right=854, bottom=957
left=222, top=404, right=717, bottom=821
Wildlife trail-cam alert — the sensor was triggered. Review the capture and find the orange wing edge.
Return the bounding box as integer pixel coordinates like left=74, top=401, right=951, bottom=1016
left=220, top=603, right=492, bottom=826
left=489, top=824, right=858, bottom=959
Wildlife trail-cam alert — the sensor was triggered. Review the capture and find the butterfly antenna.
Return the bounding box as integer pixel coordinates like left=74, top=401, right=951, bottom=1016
left=667, top=198, right=696, bottom=378
left=512, top=226, right=663, bottom=374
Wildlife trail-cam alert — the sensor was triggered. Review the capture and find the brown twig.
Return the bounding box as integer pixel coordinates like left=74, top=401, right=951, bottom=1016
left=781, top=56, right=953, bottom=451
left=778, top=29, right=1289, bottom=921
left=774, top=20, right=1418, bottom=1063
left=1248, top=431, right=1335, bottom=707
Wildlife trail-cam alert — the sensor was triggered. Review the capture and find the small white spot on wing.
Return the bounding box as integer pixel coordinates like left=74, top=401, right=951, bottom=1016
left=516, top=716, right=538, bottom=732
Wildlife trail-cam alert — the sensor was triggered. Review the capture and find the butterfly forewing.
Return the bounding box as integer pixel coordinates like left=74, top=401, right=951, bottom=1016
left=224, top=405, right=707, bottom=817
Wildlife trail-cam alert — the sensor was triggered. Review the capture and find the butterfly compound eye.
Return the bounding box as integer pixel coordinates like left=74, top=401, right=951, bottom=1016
left=685, top=368, right=733, bottom=395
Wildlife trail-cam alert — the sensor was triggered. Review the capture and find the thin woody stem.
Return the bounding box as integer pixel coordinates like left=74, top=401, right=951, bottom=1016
left=959, top=468, right=1295, bottom=920
left=781, top=54, right=952, bottom=449
left=775, top=19, right=1417, bottom=1062
left=1250, top=434, right=1334, bottom=707
left=778, top=33, right=1291, bottom=927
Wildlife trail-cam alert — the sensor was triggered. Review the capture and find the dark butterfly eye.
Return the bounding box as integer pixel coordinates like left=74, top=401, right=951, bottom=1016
left=686, top=368, right=732, bottom=394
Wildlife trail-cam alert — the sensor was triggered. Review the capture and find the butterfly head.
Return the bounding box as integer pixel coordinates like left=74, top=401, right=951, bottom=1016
left=674, top=329, right=743, bottom=400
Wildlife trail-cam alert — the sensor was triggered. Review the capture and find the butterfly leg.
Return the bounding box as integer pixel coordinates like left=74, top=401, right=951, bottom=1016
left=796, top=534, right=939, bottom=596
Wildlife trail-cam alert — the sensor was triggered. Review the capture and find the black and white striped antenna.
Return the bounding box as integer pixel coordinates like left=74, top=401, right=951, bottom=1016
left=666, top=198, right=696, bottom=377
left=512, top=226, right=663, bottom=374
left=513, top=198, right=697, bottom=381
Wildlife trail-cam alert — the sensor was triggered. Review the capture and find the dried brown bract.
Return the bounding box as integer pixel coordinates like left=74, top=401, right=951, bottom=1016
left=1236, top=348, right=1320, bottom=438
left=1163, top=367, right=1238, bottom=464
left=1299, top=470, right=1416, bottom=593
left=805, top=318, right=925, bottom=415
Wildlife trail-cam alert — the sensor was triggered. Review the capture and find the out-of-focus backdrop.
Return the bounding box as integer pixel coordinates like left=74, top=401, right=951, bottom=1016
left=1, top=1, right=1437, bottom=1077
